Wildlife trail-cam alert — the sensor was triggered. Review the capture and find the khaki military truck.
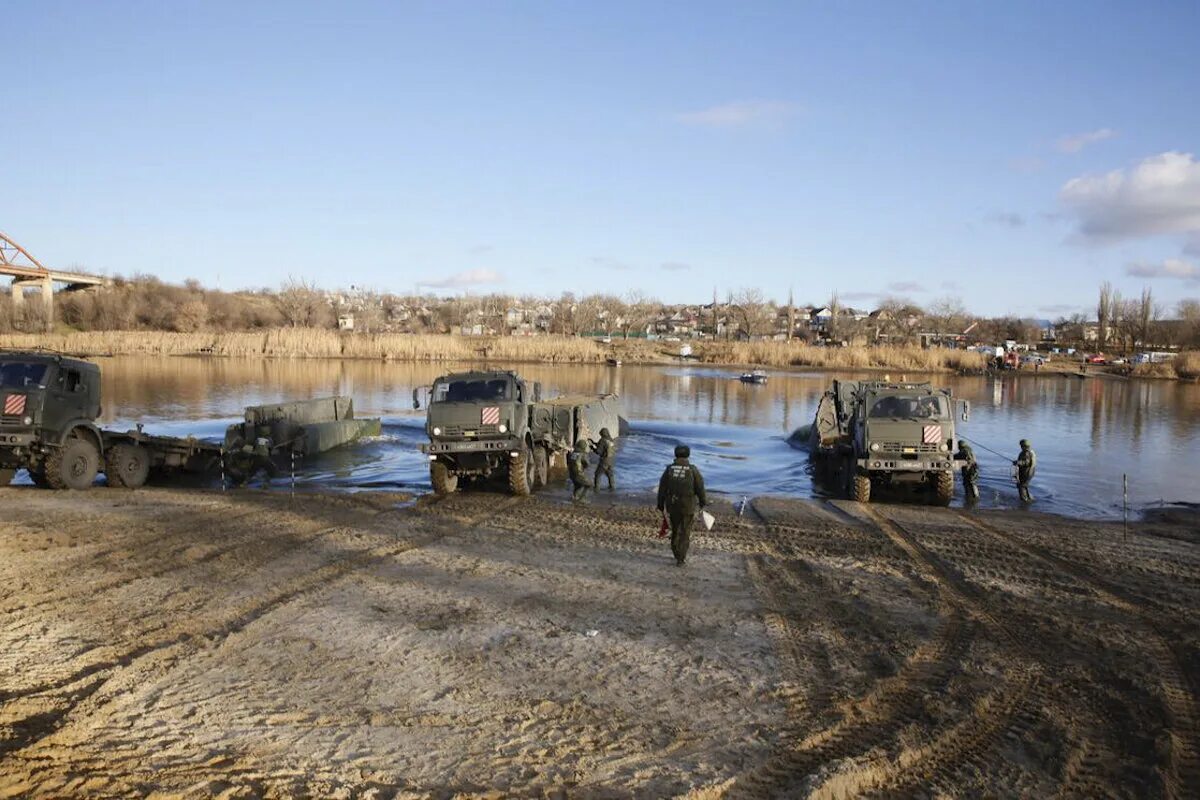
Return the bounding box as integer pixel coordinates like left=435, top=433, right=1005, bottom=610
left=414, top=370, right=622, bottom=496
left=803, top=379, right=969, bottom=504
left=0, top=352, right=223, bottom=489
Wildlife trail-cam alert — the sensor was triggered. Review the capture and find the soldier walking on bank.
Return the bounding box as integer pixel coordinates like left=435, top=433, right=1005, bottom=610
left=958, top=441, right=980, bottom=503
left=567, top=439, right=591, bottom=501
left=1013, top=439, right=1037, bottom=503
left=656, top=444, right=707, bottom=566
left=592, top=427, right=616, bottom=491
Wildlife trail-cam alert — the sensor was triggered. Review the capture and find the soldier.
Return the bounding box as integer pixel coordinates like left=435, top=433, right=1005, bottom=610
left=656, top=444, right=707, bottom=566
left=591, top=427, right=616, bottom=491
left=248, top=425, right=279, bottom=488
left=567, top=439, right=590, bottom=501
left=1013, top=439, right=1036, bottom=503
left=958, top=441, right=980, bottom=503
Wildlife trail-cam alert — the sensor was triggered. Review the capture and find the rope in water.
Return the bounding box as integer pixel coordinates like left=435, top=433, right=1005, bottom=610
left=960, top=435, right=1012, bottom=461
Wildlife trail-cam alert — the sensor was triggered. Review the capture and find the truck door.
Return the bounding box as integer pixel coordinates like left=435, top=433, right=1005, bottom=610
left=48, top=367, right=91, bottom=431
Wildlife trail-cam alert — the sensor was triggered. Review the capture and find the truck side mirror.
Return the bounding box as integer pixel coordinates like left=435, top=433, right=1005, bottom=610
left=533, top=382, right=542, bottom=403
left=412, top=387, right=421, bottom=410
left=960, top=400, right=970, bottom=422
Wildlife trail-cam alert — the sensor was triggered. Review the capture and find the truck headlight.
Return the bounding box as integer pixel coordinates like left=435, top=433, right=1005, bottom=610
left=869, top=442, right=880, bottom=452
left=22, top=416, right=32, bottom=426
left=432, top=426, right=442, bottom=436
left=498, top=424, right=507, bottom=433
left=941, top=441, right=949, bottom=451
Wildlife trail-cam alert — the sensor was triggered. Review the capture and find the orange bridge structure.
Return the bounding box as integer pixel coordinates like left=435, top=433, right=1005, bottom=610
left=1, top=230, right=109, bottom=327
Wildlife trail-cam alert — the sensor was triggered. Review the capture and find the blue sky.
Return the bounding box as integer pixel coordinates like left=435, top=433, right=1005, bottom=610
left=4, top=1, right=1199, bottom=316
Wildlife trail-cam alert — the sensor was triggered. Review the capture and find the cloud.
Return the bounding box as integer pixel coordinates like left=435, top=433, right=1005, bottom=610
left=840, top=291, right=880, bottom=301
left=675, top=100, right=796, bottom=127
left=886, top=281, right=925, bottom=293
left=1057, top=128, right=1117, bottom=154
left=467, top=244, right=494, bottom=255
left=418, top=268, right=502, bottom=289
left=661, top=262, right=691, bottom=272
left=1125, top=258, right=1200, bottom=282
left=590, top=256, right=632, bottom=272
left=1185, top=233, right=1200, bottom=257
left=941, top=280, right=961, bottom=291
left=1038, top=303, right=1082, bottom=314
left=1009, top=156, right=1044, bottom=174
left=986, top=212, right=1025, bottom=228
left=1059, top=151, right=1200, bottom=243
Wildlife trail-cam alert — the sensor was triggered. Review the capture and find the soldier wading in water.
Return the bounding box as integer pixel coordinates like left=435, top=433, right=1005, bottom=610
left=1013, top=439, right=1037, bottom=504
left=591, top=427, right=616, bottom=491
left=567, top=439, right=591, bottom=501
left=656, top=444, right=707, bottom=566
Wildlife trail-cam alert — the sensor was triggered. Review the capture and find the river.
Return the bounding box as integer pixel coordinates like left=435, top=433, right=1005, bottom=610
left=39, top=356, right=1200, bottom=519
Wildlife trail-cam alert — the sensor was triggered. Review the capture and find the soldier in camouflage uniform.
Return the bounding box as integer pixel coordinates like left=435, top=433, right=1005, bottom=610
left=656, top=444, right=707, bottom=566
left=1013, top=439, right=1036, bottom=503
left=567, top=439, right=591, bottom=501
left=957, top=441, right=980, bottom=503
left=592, top=427, right=616, bottom=491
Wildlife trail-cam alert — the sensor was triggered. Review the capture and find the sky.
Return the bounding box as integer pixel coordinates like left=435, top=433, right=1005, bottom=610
left=4, top=1, right=1200, bottom=317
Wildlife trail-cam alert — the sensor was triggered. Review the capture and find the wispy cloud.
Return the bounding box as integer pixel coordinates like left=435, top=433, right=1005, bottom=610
left=1008, top=156, right=1044, bottom=174
left=590, top=256, right=633, bottom=272
left=661, top=262, right=691, bottom=272
left=1038, top=303, right=1082, bottom=314
left=986, top=211, right=1025, bottom=228
left=467, top=244, right=494, bottom=255
left=840, top=291, right=880, bottom=302
left=1060, top=151, right=1200, bottom=243
left=1126, top=258, right=1200, bottom=282
left=886, top=281, right=925, bottom=293
left=1056, top=128, right=1117, bottom=154
left=418, top=268, right=503, bottom=289
left=675, top=100, right=796, bottom=128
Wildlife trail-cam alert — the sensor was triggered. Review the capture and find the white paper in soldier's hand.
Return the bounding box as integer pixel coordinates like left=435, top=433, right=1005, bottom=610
left=700, top=510, right=715, bottom=530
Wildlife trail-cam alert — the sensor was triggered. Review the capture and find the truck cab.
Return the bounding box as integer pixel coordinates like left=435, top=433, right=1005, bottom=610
left=0, top=353, right=105, bottom=488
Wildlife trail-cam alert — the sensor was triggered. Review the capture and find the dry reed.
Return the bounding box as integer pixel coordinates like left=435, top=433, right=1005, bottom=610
left=1173, top=351, right=1200, bottom=380
left=0, top=329, right=985, bottom=373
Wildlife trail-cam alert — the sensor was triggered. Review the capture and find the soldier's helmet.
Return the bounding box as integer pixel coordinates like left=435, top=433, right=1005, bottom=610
left=574, top=439, right=588, bottom=452
left=600, top=428, right=611, bottom=439
left=674, top=444, right=690, bottom=459
left=958, top=442, right=974, bottom=455
left=1019, top=439, right=1031, bottom=448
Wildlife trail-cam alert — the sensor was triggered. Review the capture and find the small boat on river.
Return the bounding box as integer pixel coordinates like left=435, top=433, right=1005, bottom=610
left=740, top=369, right=768, bottom=384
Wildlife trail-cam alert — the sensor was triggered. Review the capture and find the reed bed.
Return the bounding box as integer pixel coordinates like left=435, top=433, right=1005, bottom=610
left=1172, top=351, right=1200, bottom=380
left=699, top=341, right=986, bottom=372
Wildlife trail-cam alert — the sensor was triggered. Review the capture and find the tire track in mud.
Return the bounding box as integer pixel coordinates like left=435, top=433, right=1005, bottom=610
left=1, top=496, right=498, bottom=764
left=728, top=504, right=984, bottom=800
left=768, top=503, right=1049, bottom=800
left=959, top=512, right=1200, bottom=800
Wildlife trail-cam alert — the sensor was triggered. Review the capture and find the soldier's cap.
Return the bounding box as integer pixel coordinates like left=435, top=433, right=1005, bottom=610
left=958, top=442, right=973, bottom=453
left=600, top=427, right=611, bottom=438
left=674, top=444, right=690, bottom=459
left=1020, top=439, right=1031, bottom=447
left=575, top=440, right=588, bottom=451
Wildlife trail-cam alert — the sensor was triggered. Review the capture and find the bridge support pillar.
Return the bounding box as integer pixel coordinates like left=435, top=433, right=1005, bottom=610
left=11, top=277, right=53, bottom=330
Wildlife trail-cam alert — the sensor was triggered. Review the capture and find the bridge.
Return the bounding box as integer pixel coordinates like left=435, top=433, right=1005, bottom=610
left=1, top=230, right=109, bottom=327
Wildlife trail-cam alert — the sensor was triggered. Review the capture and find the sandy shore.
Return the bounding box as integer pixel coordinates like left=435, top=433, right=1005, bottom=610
left=1, top=487, right=1198, bottom=798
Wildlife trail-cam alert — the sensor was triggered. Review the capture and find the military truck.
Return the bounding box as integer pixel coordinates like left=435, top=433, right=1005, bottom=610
left=803, top=380, right=969, bottom=504
left=0, top=352, right=223, bottom=489
left=413, top=369, right=622, bottom=496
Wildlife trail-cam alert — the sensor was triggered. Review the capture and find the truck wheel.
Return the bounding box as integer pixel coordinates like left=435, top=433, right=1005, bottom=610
left=0, top=468, right=14, bottom=486
left=848, top=470, right=871, bottom=503
left=430, top=461, right=458, bottom=495
left=508, top=445, right=533, bottom=496
left=932, top=471, right=954, bottom=506
left=532, top=446, right=548, bottom=489
left=44, top=437, right=100, bottom=491
left=106, top=444, right=151, bottom=489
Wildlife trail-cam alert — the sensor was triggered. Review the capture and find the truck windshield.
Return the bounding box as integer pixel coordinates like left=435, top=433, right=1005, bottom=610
left=0, top=362, right=48, bottom=389
left=869, top=395, right=947, bottom=419
left=432, top=378, right=512, bottom=403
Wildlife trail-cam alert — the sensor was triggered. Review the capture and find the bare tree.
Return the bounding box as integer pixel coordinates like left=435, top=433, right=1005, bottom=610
left=1178, top=299, right=1200, bottom=347
left=1097, top=281, right=1113, bottom=349
left=620, top=290, right=657, bottom=339
left=276, top=278, right=329, bottom=328
left=729, top=288, right=774, bottom=339
left=925, top=295, right=969, bottom=335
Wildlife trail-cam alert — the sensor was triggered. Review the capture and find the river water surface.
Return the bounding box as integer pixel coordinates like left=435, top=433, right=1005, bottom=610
left=61, top=356, right=1200, bottom=519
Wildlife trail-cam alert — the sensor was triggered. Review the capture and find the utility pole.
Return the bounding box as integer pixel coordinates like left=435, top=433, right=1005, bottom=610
left=787, top=287, right=795, bottom=341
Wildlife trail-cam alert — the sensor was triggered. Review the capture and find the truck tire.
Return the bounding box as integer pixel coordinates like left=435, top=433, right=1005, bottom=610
left=44, top=437, right=100, bottom=491
left=533, top=445, right=548, bottom=489
left=0, top=468, right=14, bottom=486
left=848, top=468, right=871, bottom=503
left=932, top=471, right=954, bottom=506
left=430, top=461, right=458, bottom=495
left=508, top=445, right=533, bottom=496
left=105, top=444, right=151, bottom=489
